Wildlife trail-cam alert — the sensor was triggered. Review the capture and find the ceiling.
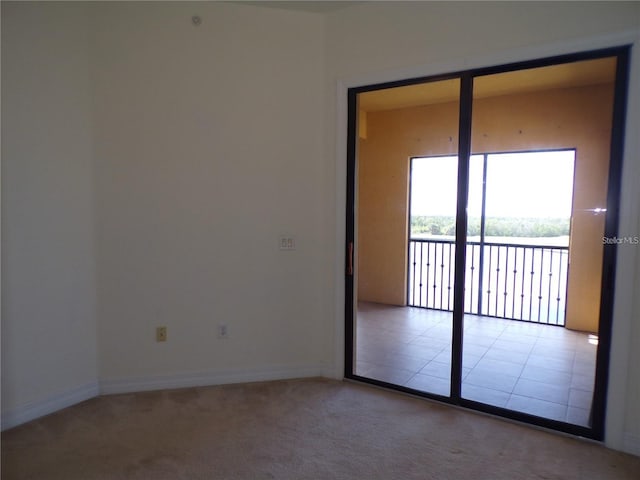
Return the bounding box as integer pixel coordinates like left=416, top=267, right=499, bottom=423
left=359, top=57, right=617, bottom=112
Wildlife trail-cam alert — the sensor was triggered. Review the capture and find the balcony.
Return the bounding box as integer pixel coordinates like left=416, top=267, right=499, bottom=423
left=408, top=238, right=569, bottom=325
left=355, top=302, right=596, bottom=426
left=354, top=238, right=593, bottom=425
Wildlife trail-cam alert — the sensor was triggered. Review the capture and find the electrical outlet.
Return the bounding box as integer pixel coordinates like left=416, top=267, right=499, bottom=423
left=218, top=324, right=229, bottom=339
left=156, top=326, right=167, bottom=342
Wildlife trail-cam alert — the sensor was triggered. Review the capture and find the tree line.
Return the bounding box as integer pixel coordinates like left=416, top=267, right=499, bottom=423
left=411, top=215, right=570, bottom=237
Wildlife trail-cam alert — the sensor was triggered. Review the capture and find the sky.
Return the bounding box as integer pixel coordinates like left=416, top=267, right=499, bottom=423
left=410, top=150, right=576, bottom=218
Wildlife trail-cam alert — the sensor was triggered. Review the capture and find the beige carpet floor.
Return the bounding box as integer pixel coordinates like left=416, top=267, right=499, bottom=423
left=2, top=378, right=639, bottom=479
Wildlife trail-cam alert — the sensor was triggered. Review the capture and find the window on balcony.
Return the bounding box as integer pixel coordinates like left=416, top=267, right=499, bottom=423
left=409, top=150, right=575, bottom=325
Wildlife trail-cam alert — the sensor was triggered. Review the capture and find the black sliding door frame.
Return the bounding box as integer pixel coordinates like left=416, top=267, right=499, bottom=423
left=344, top=45, right=630, bottom=441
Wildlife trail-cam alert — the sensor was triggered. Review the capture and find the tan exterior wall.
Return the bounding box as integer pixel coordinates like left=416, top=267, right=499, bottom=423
left=357, top=99, right=460, bottom=306
left=357, top=84, right=614, bottom=332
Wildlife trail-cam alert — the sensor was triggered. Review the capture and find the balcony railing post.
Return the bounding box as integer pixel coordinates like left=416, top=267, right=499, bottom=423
left=476, top=154, right=488, bottom=316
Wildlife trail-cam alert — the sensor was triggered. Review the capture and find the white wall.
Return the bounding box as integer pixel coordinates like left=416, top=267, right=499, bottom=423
left=1, top=0, right=333, bottom=427
left=326, top=1, right=640, bottom=455
left=621, top=39, right=640, bottom=456
left=89, top=2, right=331, bottom=389
left=1, top=3, right=99, bottom=427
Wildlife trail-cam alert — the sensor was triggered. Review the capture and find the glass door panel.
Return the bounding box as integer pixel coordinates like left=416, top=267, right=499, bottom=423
left=461, top=58, right=617, bottom=427
left=353, top=78, right=460, bottom=397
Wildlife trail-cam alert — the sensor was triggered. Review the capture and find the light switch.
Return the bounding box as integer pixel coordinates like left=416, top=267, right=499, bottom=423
left=279, top=235, right=296, bottom=251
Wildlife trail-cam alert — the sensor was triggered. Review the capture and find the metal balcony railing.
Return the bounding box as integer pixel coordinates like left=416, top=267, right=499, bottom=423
left=408, top=239, right=569, bottom=325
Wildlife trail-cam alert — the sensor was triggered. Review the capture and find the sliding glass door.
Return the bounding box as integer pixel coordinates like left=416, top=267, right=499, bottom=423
left=345, top=47, right=629, bottom=440
left=352, top=78, right=460, bottom=398
left=462, top=58, right=619, bottom=431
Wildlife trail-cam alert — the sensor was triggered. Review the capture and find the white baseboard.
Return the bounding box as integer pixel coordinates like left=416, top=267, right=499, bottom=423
left=1, top=381, right=100, bottom=431
left=623, top=432, right=640, bottom=457
left=99, top=363, right=329, bottom=395
left=1, top=365, right=333, bottom=430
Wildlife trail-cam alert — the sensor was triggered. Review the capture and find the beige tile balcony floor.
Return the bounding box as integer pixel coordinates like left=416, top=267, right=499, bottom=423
left=354, top=302, right=597, bottom=426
